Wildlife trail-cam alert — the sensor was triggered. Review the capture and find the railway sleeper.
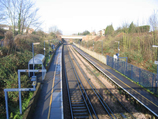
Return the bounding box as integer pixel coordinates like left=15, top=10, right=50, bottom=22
left=72, top=104, right=85, bottom=107
left=72, top=107, right=86, bottom=109
left=73, top=109, right=88, bottom=112
left=74, top=112, right=89, bottom=115
left=72, top=46, right=158, bottom=118
left=71, top=99, right=83, bottom=102
left=71, top=97, right=83, bottom=101
left=72, top=104, right=89, bottom=118
left=74, top=115, right=89, bottom=119
left=72, top=102, right=84, bottom=104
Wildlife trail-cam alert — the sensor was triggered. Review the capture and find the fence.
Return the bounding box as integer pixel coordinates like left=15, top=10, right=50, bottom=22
left=106, top=55, right=158, bottom=94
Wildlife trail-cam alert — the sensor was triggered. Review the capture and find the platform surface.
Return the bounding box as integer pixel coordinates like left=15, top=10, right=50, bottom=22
left=32, top=46, right=63, bottom=119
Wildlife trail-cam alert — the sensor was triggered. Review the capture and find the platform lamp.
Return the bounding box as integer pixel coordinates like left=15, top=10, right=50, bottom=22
left=32, top=42, right=40, bottom=76
left=44, top=41, right=45, bottom=56
left=93, top=40, right=94, bottom=51
left=115, top=41, right=120, bottom=59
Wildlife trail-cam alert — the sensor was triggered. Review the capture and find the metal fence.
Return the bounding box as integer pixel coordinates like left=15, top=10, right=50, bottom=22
left=106, top=55, right=158, bottom=94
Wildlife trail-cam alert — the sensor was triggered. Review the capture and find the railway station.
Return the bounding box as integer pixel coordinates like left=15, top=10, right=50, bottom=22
left=2, top=1, right=158, bottom=119
left=31, top=41, right=158, bottom=119
left=3, top=41, right=158, bottom=119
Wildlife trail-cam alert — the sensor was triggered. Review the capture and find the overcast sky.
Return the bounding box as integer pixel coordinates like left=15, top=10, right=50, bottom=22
left=34, top=0, right=158, bottom=35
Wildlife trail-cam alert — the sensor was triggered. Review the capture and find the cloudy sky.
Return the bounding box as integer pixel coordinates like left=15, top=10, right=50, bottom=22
left=34, top=0, right=158, bottom=35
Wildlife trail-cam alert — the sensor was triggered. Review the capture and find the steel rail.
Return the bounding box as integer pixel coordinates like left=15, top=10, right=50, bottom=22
left=67, top=45, right=97, bottom=119
left=62, top=45, right=73, bottom=119
left=68, top=48, right=94, bottom=119
left=70, top=46, right=135, bottom=119
left=73, top=44, right=158, bottom=118
left=68, top=47, right=115, bottom=119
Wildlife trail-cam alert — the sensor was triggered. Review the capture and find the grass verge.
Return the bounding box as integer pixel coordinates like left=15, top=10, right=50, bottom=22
left=2, top=91, right=34, bottom=119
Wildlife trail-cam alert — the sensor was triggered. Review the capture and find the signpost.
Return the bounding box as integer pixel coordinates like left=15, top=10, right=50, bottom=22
left=115, top=41, right=120, bottom=59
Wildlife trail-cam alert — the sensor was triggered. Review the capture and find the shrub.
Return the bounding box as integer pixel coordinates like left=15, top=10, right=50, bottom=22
left=136, top=25, right=150, bottom=33
left=105, top=24, right=114, bottom=35
left=0, top=47, right=8, bottom=57
left=4, top=31, right=15, bottom=54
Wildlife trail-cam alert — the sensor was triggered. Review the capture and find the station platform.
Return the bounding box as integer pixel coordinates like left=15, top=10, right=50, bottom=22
left=48, top=46, right=63, bottom=119
left=32, top=45, right=63, bottom=119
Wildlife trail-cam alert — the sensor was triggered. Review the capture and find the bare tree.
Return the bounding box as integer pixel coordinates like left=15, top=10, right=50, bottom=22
left=0, top=0, right=41, bottom=35
left=49, top=26, right=62, bottom=38
left=49, top=26, right=58, bottom=34
left=149, top=10, right=158, bottom=44
left=149, top=10, right=158, bottom=61
left=149, top=10, right=158, bottom=31
left=0, top=7, right=5, bottom=22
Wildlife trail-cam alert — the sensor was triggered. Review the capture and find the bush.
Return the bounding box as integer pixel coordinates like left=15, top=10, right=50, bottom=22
left=136, top=25, right=150, bottom=33
left=0, top=49, right=33, bottom=118
left=105, top=24, right=114, bottom=35
left=0, top=47, right=8, bottom=57
left=14, top=34, right=41, bottom=52
left=0, top=31, right=56, bottom=118
left=4, top=31, right=15, bottom=54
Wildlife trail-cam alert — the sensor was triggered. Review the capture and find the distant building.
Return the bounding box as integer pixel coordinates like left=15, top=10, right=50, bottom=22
left=0, top=24, right=34, bottom=34
left=90, top=31, right=96, bottom=36
left=0, top=24, right=11, bottom=30
left=97, top=29, right=105, bottom=36
left=27, top=28, right=34, bottom=34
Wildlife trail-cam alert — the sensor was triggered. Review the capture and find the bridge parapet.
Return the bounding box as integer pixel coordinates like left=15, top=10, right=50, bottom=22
left=60, top=35, right=85, bottom=39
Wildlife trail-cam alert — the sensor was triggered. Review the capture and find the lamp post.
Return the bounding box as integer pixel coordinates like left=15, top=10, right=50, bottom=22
left=49, top=40, right=50, bottom=60
left=93, top=40, right=94, bottom=51
left=152, top=45, right=158, bottom=93
left=32, top=42, right=40, bottom=76
left=44, top=41, right=45, bottom=56
left=102, top=40, right=103, bottom=55
left=115, top=41, right=120, bottom=59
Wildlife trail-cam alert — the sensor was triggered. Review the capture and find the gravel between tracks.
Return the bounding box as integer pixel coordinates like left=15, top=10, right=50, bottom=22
left=69, top=45, right=150, bottom=119
left=62, top=43, right=152, bottom=119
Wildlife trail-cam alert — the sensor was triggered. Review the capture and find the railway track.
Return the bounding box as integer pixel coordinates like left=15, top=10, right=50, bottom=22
left=72, top=43, right=158, bottom=118
left=63, top=41, right=135, bottom=118
left=69, top=45, right=135, bottom=119
left=63, top=44, right=97, bottom=119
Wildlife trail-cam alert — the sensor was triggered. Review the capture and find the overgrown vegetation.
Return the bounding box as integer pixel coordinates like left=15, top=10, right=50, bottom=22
left=77, top=30, right=90, bottom=35
left=75, top=24, right=158, bottom=74
left=0, top=29, right=61, bottom=118
left=105, top=24, right=114, bottom=35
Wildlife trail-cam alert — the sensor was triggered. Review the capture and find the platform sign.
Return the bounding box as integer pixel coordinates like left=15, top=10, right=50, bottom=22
left=155, top=61, right=158, bottom=64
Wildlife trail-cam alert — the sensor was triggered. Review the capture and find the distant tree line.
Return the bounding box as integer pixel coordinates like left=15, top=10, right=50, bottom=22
left=104, top=24, right=114, bottom=35
left=104, top=22, right=150, bottom=36
left=78, top=30, right=90, bottom=35
left=128, top=22, right=150, bottom=33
